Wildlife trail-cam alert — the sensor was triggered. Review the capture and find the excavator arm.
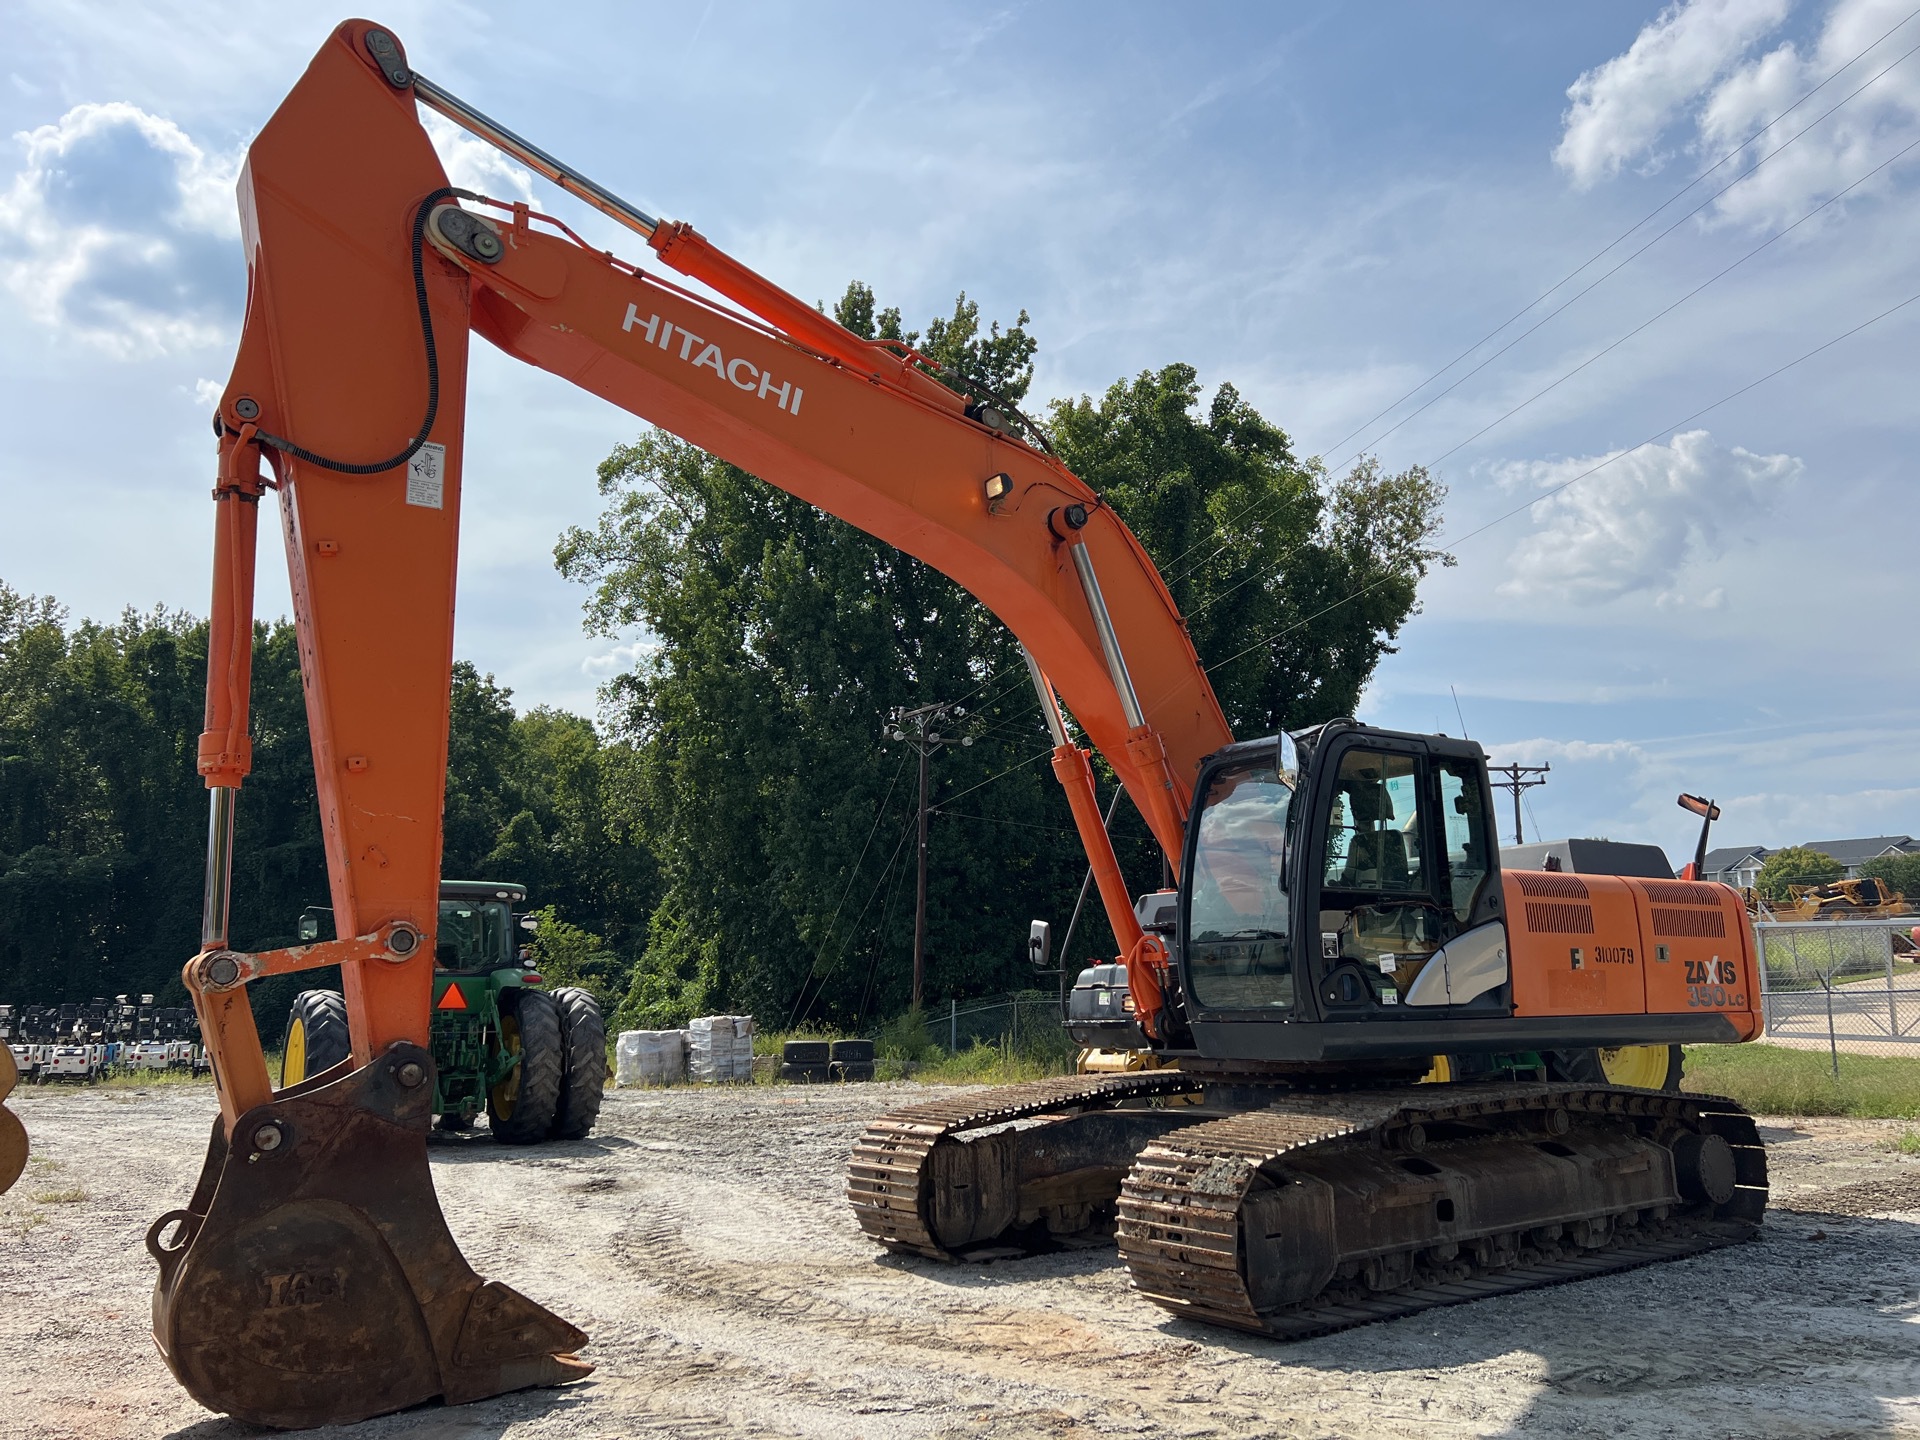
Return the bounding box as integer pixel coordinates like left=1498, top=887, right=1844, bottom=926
left=156, top=20, right=1233, bottom=1427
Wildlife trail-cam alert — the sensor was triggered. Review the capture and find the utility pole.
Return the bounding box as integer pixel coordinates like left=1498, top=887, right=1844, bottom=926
left=1488, top=762, right=1550, bottom=845
left=884, top=701, right=972, bottom=1011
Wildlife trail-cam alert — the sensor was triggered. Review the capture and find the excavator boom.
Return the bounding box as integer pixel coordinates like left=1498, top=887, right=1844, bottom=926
left=158, top=19, right=1227, bottom=1426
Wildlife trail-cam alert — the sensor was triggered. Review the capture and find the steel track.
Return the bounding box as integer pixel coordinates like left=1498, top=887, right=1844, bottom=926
left=1116, top=1084, right=1767, bottom=1337
left=845, top=1071, right=1200, bottom=1257
left=847, top=1077, right=1768, bottom=1341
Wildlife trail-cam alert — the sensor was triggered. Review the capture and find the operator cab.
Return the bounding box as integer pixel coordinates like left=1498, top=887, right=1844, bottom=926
left=434, top=880, right=531, bottom=974
left=1177, top=719, right=1508, bottom=1063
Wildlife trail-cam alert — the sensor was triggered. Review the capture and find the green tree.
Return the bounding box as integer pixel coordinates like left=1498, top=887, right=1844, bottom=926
left=440, top=664, right=658, bottom=981
left=560, top=285, right=1447, bottom=1031
left=0, top=585, right=324, bottom=1009
left=1756, top=846, right=1845, bottom=901
left=1858, top=853, right=1920, bottom=902
left=1049, top=365, right=1448, bottom=735
left=0, top=582, right=648, bottom=1023
left=524, top=904, right=621, bottom=1003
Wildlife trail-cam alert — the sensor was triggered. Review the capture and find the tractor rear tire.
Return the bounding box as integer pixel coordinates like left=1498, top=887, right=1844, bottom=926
left=488, top=988, right=563, bottom=1145
left=1547, top=1045, right=1684, bottom=1091
left=281, top=990, right=351, bottom=1087
left=549, top=986, right=606, bottom=1140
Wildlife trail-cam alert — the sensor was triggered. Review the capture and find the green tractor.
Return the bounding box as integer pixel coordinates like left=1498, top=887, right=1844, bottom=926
left=279, top=881, right=605, bottom=1143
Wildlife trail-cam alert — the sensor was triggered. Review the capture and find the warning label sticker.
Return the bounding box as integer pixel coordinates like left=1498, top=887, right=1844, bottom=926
left=406, top=442, right=446, bottom=509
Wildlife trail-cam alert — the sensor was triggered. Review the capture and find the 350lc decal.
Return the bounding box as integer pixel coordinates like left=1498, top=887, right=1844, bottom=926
left=1684, top=956, right=1744, bottom=1008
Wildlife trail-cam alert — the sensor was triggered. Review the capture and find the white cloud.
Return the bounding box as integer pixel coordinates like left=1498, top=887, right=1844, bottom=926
left=1554, top=0, right=1920, bottom=229
left=420, top=111, right=534, bottom=205
left=1696, top=0, right=1920, bottom=229
left=1554, top=0, right=1790, bottom=188
left=1486, top=737, right=1650, bottom=768
left=0, top=102, right=242, bottom=356
left=1495, top=429, right=1802, bottom=604
left=581, top=638, right=658, bottom=677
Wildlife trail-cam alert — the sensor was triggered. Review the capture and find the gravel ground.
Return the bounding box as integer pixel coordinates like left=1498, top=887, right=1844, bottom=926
left=2, top=1080, right=1918, bottom=1440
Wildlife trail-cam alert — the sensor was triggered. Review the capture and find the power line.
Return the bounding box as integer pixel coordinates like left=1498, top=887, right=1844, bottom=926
left=939, top=272, right=1920, bottom=811
left=785, top=749, right=909, bottom=1027
left=1322, top=6, right=1920, bottom=466
left=824, top=806, right=920, bottom=1027
left=856, top=809, right=923, bottom=1021
left=830, top=22, right=1920, bottom=823
left=1523, top=793, right=1547, bottom=846
left=1146, top=10, right=1920, bottom=598
left=937, top=742, right=1060, bottom=809
left=935, top=809, right=1080, bottom=837
left=1427, top=126, right=1920, bottom=472
left=1325, top=30, right=1920, bottom=477
left=1194, top=281, right=1920, bottom=684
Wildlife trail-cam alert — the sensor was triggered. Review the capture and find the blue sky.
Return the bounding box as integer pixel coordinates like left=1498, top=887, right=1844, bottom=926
left=2, top=1, right=1916, bottom=859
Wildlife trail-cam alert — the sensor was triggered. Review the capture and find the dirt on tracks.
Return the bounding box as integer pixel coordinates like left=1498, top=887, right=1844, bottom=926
left=2, top=1081, right=1918, bottom=1439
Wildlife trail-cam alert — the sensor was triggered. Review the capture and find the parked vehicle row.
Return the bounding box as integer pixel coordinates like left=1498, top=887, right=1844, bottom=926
left=7, top=1038, right=209, bottom=1083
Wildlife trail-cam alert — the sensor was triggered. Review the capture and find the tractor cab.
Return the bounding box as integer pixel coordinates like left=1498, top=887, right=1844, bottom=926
left=434, top=880, right=532, bottom=974
left=297, top=880, right=538, bottom=973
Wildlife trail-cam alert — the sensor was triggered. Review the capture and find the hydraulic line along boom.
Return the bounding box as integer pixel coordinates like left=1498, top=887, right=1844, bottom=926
left=154, top=19, right=1227, bottom=1427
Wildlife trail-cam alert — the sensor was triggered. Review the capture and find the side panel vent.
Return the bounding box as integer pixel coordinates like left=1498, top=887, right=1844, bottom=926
left=1525, top=901, right=1596, bottom=935
left=1516, top=873, right=1592, bottom=900
left=1652, top=906, right=1726, bottom=938
left=1640, top=880, right=1722, bottom=907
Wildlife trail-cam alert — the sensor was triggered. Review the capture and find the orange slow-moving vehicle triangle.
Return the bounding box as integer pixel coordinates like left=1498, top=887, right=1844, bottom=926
left=435, top=987, right=468, bottom=1012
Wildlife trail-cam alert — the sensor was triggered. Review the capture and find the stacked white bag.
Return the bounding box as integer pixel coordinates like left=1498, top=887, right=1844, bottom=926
left=688, top=1015, right=756, bottom=1082
left=615, top=1029, right=687, bottom=1087
left=729, top=1015, right=755, bottom=1081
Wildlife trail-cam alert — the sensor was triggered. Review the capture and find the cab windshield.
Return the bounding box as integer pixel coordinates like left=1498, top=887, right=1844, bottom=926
left=436, top=899, right=513, bottom=971
left=1186, top=759, right=1293, bottom=1010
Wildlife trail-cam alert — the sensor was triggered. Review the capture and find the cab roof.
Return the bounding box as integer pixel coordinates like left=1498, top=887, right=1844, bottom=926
left=438, top=880, right=527, bottom=904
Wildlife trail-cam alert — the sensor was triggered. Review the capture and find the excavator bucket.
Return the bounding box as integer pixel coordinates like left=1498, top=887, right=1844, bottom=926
left=0, top=1042, right=25, bottom=1195
left=150, top=1041, right=589, bottom=1429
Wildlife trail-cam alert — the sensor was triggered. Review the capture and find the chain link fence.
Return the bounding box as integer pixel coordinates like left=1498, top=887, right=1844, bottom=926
left=1756, top=918, right=1920, bottom=1069
left=937, top=988, right=1074, bottom=1061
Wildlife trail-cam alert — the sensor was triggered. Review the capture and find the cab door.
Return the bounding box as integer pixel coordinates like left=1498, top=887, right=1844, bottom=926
left=1301, top=735, right=1506, bottom=1020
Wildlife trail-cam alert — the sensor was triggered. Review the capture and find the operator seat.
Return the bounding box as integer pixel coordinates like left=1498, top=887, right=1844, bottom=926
left=1337, top=779, right=1411, bottom=891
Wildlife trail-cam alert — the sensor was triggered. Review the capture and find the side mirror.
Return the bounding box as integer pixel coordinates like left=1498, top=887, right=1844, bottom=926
left=1028, top=919, right=1052, bottom=971
left=1277, top=731, right=1299, bottom=786
left=297, top=914, right=320, bottom=943
left=1677, top=793, right=1721, bottom=821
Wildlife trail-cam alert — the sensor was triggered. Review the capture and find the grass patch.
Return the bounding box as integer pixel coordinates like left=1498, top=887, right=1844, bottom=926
left=915, top=1038, right=1071, bottom=1085
left=27, top=1185, right=87, bottom=1205
left=1683, top=1043, right=1920, bottom=1119
left=739, top=1010, right=1076, bottom=1086
left=95, top=1066, right=211, bottom=1090
left=1879, top=1130, right=1920, bottom=1155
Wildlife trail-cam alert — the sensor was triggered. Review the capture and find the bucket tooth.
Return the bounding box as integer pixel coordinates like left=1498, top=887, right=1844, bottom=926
left=149, top=1041, right=589, bottom=1429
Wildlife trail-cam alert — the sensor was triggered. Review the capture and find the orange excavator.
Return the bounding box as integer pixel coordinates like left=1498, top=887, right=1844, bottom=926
left=161, top=20, right=1769, bottom=1428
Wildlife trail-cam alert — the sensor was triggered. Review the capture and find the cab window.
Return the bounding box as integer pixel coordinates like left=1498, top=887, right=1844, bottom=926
left=436, top=900, right=510, bottom=970
left=1437, top=761, right=1491, bottom=922
left=1186, top=759, right=1293, bottom=1010
left=1323, top=750, right=1424, bottom=895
